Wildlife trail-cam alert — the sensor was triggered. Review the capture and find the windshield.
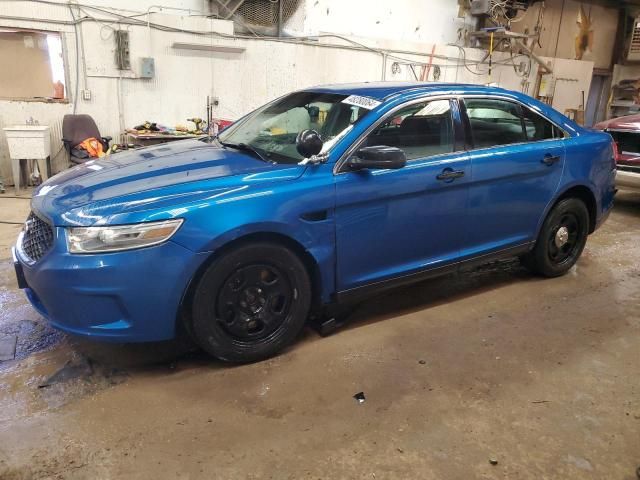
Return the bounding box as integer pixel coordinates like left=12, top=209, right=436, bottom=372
left=218, top=91, right=372, bottom=164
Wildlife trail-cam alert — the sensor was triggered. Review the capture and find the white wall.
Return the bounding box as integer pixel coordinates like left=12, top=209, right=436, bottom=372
left=297, top=0, right=475, bottom=45
left=298, top=0, right=615, bottom=70
left=0, top=0, right=594, bottom=185
left=78, top=0, right=209, bottom=15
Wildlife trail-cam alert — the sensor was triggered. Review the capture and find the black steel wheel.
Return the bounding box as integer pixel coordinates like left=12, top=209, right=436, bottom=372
left=546, top=212, right=581, bottom=265
left=521, top=197, right=589, bottom=277
left=189, top=242, right=311, bottom=362
left=216, top=264, right=293, bottom=341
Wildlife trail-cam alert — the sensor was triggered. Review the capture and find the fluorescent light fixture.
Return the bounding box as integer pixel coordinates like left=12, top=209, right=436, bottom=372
left=171, top=42, right=245, bottom=53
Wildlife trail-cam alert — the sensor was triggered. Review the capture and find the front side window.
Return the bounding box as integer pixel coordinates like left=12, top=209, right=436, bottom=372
left=362, top=99, right=454, bottom=160
left=465, top=99, right=526, bottom=149
left=219, top=91, right=371, bottom=164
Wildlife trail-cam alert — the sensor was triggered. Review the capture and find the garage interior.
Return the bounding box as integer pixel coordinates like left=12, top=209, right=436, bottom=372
left=0, top=0, right=639, bottom=478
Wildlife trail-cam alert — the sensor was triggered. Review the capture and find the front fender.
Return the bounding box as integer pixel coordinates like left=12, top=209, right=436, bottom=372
left=172, top=166, right=337, bottom=302
left=183, top=220, right=336, bottom=304
left=198, top=221, right=318, bottom=251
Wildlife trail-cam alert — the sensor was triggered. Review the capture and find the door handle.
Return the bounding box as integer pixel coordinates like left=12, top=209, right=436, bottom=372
left=541, top=154, right=561, bottom=166
left=436, top=169, right=465, bottom=181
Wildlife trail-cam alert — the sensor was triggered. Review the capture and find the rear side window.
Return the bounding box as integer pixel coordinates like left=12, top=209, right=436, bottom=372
left=364, top=99, right=454, bottom=160
left=465, top=99, right=526, bottom=148
left=464, top=98, right=565, bottom=149
left=521, top=106, right=558, bottom=141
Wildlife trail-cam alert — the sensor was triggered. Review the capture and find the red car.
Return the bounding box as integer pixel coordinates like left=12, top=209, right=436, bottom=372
left=595, top=114, right=640, bottom=191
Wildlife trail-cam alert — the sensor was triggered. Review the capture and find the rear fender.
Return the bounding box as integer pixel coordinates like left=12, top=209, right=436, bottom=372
left=534, top=181, right=598, bottom=239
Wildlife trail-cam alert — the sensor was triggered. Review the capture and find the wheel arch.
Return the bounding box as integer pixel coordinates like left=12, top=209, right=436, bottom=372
left=176, top=231, right=324, bottom=335
left=554, top=184, right=598, bottom=234
left=532, top=183, right=598, bottom=246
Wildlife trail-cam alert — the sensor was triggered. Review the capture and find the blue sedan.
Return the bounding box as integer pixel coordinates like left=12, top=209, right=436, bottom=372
left=13, top=82, right=616, bottom=362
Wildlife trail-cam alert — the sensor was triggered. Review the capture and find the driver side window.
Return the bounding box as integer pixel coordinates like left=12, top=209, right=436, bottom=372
left=363, top=100, right=454, bottom=160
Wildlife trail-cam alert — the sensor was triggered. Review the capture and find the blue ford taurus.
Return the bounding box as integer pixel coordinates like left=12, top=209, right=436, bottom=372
left=13, top=82, right=616, bottom=362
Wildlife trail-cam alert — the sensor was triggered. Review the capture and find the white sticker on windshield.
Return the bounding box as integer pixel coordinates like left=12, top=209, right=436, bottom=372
left=342, top=95, right=381, bottom=110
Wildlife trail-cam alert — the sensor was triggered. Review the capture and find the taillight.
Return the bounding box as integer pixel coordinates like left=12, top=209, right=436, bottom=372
left=611, top=139, right=620, bottom=164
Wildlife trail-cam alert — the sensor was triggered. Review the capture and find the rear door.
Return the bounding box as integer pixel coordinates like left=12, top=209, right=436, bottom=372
left=460, top=97, right=566, bottom=258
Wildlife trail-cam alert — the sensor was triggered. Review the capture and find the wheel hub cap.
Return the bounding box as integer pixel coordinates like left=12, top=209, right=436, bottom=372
left=239, top=286, right=265, bottom=314
left=554, top=226, right=570, bottom=248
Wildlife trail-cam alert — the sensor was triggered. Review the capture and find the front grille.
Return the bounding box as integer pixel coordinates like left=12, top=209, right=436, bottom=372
left=21, top=212, right=54, bottom=262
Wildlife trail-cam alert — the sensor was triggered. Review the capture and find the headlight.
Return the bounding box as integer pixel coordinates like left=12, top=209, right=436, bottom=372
left=66, top=219, right=183, bottom=253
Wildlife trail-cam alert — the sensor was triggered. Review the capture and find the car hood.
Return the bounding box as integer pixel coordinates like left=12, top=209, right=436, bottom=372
left=32, top=139, right=305, bottom=226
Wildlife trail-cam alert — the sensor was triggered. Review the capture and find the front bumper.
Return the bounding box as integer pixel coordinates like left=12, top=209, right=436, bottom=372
left=14, top=230, right=208, bottom=342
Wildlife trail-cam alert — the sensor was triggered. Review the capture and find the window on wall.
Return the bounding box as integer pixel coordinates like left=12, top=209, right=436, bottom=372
left=0, top=29, right=66, bottom=100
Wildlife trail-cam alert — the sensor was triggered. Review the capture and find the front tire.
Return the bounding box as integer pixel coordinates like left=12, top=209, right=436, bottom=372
left=521, top=198, right=590, bottom=277
left=189, top=243, right=311, bottom=363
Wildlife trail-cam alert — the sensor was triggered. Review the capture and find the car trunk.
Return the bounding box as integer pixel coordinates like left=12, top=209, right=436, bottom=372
left=608, top=130, right=640, bottom=172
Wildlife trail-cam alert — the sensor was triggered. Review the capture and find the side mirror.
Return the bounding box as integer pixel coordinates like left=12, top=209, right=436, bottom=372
left=347, top=145, right=407, bottom=171
left=296, top=129, right=323, bottom=158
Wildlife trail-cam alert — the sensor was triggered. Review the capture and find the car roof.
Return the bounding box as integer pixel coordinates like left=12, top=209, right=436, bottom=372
left=304, top=81, right=586, bottom=136
left=306, top=81, right=508, bottom=101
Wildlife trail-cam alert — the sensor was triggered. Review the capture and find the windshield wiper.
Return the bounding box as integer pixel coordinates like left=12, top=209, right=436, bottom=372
left=219, top=141, right=273, bottom=163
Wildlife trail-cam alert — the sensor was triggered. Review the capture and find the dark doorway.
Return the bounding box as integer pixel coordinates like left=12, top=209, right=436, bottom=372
left=585, top=73, right=611, bottom=126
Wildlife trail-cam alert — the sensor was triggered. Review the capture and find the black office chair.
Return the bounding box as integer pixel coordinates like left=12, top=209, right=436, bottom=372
left=62, top=114, right=112, bottom=165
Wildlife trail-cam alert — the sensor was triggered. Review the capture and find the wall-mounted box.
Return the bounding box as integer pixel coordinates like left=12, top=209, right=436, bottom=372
left=470, top=0, right=490, bottom=16
left=140, top=57, right=155, bottom=79
left=114, top=30, right=130, bottom=70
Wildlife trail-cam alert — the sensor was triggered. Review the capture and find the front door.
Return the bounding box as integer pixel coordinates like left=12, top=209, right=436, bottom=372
left=460, top=97, right=566, bottom=259
left=334, top=98, right=470, bottom=293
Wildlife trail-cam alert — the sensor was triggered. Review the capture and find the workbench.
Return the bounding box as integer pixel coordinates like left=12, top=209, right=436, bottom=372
left=126, top=132, right=203, bottom=147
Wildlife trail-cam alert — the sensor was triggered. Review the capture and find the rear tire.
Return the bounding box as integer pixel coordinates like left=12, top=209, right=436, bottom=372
left=188, top=243, right=311, bottom=363
left=521, top=198, right=589, bottom=277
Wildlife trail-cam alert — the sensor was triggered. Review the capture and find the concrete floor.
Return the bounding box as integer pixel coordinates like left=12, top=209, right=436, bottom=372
left=0, top=191, right=639, bottom=480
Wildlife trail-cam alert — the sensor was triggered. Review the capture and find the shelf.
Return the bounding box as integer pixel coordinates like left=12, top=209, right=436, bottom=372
left=611, top=101, right=639, bottom=107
